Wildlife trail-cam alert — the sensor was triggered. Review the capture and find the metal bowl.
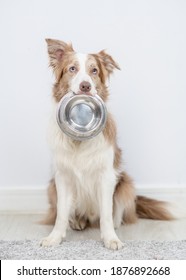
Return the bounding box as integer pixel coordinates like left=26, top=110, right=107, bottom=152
left=56, top=92, right=107, bottom=141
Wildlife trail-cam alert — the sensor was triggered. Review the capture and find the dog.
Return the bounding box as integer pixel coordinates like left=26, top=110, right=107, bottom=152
left=41, top=38, right=173, bottom=250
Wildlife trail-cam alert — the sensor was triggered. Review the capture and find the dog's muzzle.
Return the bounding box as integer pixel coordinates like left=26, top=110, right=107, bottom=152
left=56, top=92, right=107, bottom=141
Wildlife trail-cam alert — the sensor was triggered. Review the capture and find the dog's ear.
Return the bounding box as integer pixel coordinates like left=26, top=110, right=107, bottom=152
left=45, top=38, right=74, bottom=69
left=97, top=50, right=120, bottom=77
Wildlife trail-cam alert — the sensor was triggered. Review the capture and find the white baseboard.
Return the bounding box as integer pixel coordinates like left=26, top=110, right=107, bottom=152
left=0, top=185, right=186, bottom=214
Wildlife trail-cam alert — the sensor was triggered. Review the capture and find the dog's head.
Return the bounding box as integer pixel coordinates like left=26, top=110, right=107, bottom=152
left=46, top=39, right=120, bottom=102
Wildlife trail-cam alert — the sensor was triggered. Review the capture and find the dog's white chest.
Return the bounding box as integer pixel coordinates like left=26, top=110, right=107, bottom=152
left=51, top=119, right=113, bottom=172
left=49, top=120, right=115, bottom=218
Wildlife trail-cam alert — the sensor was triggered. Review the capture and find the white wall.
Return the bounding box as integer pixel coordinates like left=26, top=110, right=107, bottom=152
left=0, top=0, right=186, bottom=189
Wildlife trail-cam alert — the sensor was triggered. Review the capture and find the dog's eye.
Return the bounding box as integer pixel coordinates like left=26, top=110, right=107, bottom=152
left=69, top=66, right=77, bottom=73
left=92, top=68, right=98, bottom=75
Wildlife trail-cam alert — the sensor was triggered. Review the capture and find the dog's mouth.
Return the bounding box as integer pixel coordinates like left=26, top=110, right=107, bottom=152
left=76, top=90, right=95, bottom=96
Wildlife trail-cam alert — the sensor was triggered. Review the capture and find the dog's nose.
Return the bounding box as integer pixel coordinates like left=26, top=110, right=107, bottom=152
left=79, top=81, right=91, bottom=93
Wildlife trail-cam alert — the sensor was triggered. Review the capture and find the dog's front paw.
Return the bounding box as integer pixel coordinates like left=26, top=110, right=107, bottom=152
left=104, top=238, right=123, bottom=250
left=40, top=235, right=62, bottom=247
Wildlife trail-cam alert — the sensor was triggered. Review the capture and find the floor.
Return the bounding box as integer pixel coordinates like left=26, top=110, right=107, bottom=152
left=0, top=214, right=186, bottom=242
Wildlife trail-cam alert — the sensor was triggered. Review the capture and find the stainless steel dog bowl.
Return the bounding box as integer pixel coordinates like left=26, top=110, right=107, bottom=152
left=56, top=92, right=107, bottom=141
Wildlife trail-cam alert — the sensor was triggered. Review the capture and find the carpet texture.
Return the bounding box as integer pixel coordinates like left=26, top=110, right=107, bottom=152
left=0, top=240, right=186, bottom=259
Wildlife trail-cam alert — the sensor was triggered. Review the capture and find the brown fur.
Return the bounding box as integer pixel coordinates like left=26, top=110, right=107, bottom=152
left=103, top=112, right=117, bottom=144
left=136, top=196, right=173, bottom=220
left=97, top=50, right=121, bottom=75
left=46, top=38, right=74, bottom=82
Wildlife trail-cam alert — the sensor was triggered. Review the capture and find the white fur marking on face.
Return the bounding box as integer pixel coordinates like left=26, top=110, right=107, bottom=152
left=70, top=53, right=97, bottom=95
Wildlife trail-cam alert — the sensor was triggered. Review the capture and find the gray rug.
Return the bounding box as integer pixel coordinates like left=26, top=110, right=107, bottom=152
left=0, top=240, right=186, bottom=259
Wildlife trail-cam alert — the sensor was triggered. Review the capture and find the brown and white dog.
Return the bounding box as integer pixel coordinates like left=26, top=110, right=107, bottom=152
left=41, top=39, right=173, bottom=250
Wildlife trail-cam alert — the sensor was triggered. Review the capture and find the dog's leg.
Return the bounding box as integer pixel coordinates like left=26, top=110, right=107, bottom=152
left=98, top=171, right=123, bottom=250
left=41, top=171, right=72, bottom=247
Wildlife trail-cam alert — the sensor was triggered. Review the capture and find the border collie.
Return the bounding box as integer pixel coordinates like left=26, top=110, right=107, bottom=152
left=41, top=39, right=173, bottom=250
